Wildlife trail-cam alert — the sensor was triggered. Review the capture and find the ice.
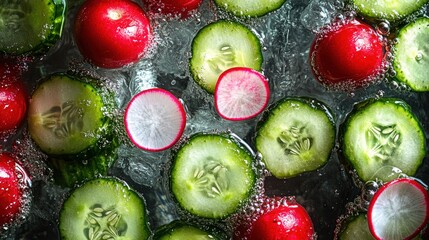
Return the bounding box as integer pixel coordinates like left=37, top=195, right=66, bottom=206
left=300, top=0, right=345, bottom=32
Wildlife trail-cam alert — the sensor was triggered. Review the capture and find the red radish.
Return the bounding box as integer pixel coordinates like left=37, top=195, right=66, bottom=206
left=234, top=196, right=314, bottom=240
left=124, top=88, right=186, bottom=152
left=368, top=178, right=429, bottom=240
left=73, top=0, right=153, bottom=69
left=142, top=0, right=202, bottom=18
left=309, top=19, right=385, bottom=90
left=0, top=153, right=28, bottom=227
left=215, top=67, right=270, bottom=121
left=0, top=59, right=27, bottom=133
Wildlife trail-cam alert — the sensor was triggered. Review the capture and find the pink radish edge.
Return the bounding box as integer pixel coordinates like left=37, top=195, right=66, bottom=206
left=214, top=67, right=270, bottom=121
left=367, top=178, right=429, bottom=240
left=124, top=88, right=187, bottom=152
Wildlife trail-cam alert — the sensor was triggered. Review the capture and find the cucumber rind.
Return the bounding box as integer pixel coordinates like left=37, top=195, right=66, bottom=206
left=170, top=132, right=256, bottom=219
left=351, top=0, right=428, bottom=22
left=341, top=98, right=426, bottom=182
left=28, top=73, right=111, bottom=157
left=214, top=0, right=286, bottom=18
left=255, top=97, right=336, bottom=179
left=59, top=177, right=151, bottom=240
left=189, top=20, right=263, bottom=93
left=0, top=0, right=66, bottom=55
left=393, top=17, right=429, bottom=92
left=152, top=220, right=228, bottom=240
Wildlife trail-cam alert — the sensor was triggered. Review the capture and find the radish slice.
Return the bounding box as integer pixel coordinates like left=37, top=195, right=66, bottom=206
left=368, top=178, right=429, bottom=240
left=124, top=88, right=186, bottom=152
left=215, top=67, right=270, bottom=121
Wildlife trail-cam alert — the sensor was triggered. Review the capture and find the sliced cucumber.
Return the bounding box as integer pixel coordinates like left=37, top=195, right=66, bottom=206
left=214, top=0, right=286, bottom=17
left=189, top=20, right=263, bottom=93
left=0, top=0, right=66, bottom=55
left=255, top=97, right=336, bottom=179
left=351, top=0, right=428, bottom=22
left=153, top=220, right=228, bottom=240
left=170, top=133, right=256, bottom=219
left=339, top=214, right=375, bottom=240
left=341, top=98, right=426, bottom=182
left=393, top=17, right=429, bottom=92
left=28, top=74, right=109, bottom=156
left=59, top=177, right=151, bottom=240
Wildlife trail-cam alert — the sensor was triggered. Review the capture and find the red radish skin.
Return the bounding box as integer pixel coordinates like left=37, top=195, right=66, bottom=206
left=0, top=153, right=25, bottom=227
left=234, top=197, right=314, bottom=240
left=215, top=67, right=270, bottom=121
left=74, top=0, right=153, bottom=69
left=142, top=0, right=203, bottom=18
left=0, top=60, right=27, bottom=133
left=124, top=88, right=186, bottom=152
left=368, top=178, right=429, bottom=240
left=309, top=19, right=385, bottom=90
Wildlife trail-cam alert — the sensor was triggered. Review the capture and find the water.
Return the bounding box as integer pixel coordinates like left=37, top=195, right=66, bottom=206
left=1, top=0, right=429, bottom=239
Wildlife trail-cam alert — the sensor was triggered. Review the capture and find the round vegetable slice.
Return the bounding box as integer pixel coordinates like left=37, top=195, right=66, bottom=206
left=0, top=0, right=66, bottom=55
left=393, top=17, right=429, bottom=92
left=214, top=0, right=286, bottom=17
left=124, top=88, right=186, bottom=152
left=28, top=74, right=108, bottom=156
left=341, top=98, right=426, bottom=182
left=170, top=133, right=256, bottom=219
left=351, top=0, right=428, bottom=22
left=190, top=20, right=263, bottom=93
left=368, top=178, right=429, bottom=240
left=338, top=214, right=375, bottom=240
left=59, top=177, right=151, bottom=240
left=255, top=97, right=336, bottom=179
left=215, top=67, right=270, bottom=121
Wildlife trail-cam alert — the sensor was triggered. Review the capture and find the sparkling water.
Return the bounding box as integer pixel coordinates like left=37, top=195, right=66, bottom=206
left=1, top=0, right=429, bottom=239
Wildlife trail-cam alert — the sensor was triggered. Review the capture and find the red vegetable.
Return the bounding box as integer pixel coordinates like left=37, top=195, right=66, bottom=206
left=142, top=0, right=202, bottom=18
left=0, top=59, right=27, bottom=133
left=0, top=153, right=25, bottom=227
left=74, top=0, right=153, bottom=69
left=309, top=19, right=385, bottom=90
left=234, top=197, right=314, bottom=240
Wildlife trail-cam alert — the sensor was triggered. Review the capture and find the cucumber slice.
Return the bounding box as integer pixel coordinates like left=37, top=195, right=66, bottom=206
left=214, top=0, right=286, bottom=17
left=341, top=98, right=426, bottom=182
left=255, top=97, right=336, bottom=179
left=59, top=177, right=151, bottom=240
left=153, top=220, right=228, bottom=240
left=339, top=214, right=375, bottom=240
left=190, top=20, right=263, bottom=93
left=170, top=133, right=256, bottom=219
left=0, top=0, right=66, bottom=55
left=28, top=74, right=108, bottom=156
left=393, top=17, right=429, bottom=92
left=351, top=0, right=428, bottom=22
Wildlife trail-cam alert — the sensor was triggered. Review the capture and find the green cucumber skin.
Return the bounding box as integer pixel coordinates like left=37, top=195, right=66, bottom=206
left=59, top=177, right=151, bottom=240
left=170, top=132, right=256, bottom=219
left=0, top=0, right=66, bottom=55
left=351, top=0, right=428, bottom=22
left=214, top=0, right=286, bottom=18
left=255, top=97, right=336, bottom=179
left=152, top=220, right=228, bottom=240
left=48, top=133, right=119, bottom=188
left=340, top=98, right=426, bottom=182
left=189, top=20, right=263, bottom=94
